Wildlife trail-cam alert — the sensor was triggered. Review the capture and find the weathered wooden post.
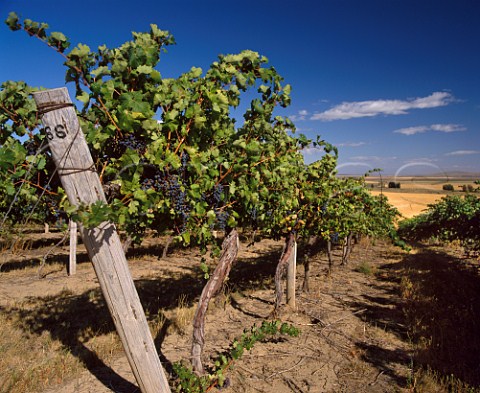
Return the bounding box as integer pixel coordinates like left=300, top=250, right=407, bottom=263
left=33, top=88, right=171, bottom=393
left=68, top=219, right=77, bottom=276
left=273, top=233, right=296, bottom=317
left=191, top=229, right=239, bottom=373
left=286, top=239, right=297, bottom=309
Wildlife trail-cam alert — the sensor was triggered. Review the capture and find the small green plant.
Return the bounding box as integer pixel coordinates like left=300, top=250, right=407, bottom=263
left=406, top=357, right=416, bottom=390
left=172, top=320, right=300, bottom=392
left=355, top=261, right=376, bottom=275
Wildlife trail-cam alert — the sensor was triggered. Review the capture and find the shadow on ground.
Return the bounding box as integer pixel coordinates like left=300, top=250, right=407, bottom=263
left=2, top=244, right=282, bottom=392
left=350, top=244, right=480, bottom=388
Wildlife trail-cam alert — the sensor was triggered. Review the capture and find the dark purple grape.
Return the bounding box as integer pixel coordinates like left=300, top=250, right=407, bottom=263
left=181, top=151, right=189, bottom=168
left=213, top=184, right=223, bottom=204
left=118, top=134, right=147, bottom=153
left=215, top=209, right=229, bottom=230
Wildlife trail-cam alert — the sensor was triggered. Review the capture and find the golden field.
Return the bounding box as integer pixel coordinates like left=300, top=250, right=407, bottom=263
left=366, top=176, right=478, bottom=218
left=371, top=191, right=443, bottom=218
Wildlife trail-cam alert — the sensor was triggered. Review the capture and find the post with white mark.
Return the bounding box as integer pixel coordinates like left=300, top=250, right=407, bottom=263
left=68, top=219, right=77, bottom=276
left=286, top=239, right=297, bottom=309
left=33, top=88, right=171, bottom=393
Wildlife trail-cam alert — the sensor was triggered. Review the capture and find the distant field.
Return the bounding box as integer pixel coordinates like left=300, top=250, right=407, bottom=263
left=371, top=191, right=443, bottom=218
left=367, top=176, right=479, bottom=218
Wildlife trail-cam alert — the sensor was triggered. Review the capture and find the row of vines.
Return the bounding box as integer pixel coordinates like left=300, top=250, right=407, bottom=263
left=0, top=12, right=401, bottom=250
left=0, top=12, right=406, bottom=391
left=398, top=194, right=480, bottom=256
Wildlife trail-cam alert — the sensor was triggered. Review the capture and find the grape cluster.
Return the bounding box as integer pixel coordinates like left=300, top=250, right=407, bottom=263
left=330, top=232, right=339, bottom=243
left=176, top=193, right=190, bottom=232
left=213, top=184, right=223, bottom=205
left=24, top=138, right=38, bottom=156
left=248, top=207, right=258, bottom=229
left=215, top=209, right=229, bottom=231
left=119, top=134, right=147, bottom=153
left=181, top=151, right=189, bottom=168
left=167, top=175, right=191, bottom=232
left=43, top=192, right=67, bottom=226
left=210, top=184, right=230, bottom=230
left=141, top=170, right=191, bottom=232
left=141, top=170, right=168, bottom=191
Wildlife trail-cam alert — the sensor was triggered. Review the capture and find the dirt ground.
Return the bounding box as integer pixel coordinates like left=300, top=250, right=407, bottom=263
left=1, top=231, right=479, bottom=393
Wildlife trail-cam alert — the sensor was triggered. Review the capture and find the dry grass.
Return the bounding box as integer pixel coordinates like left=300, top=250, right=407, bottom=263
left=354, top=260, right=377, bottom=276
left=409, top=367, right=480, bottom=393
left=0, top=286, right=196, bottom=392
left=396, top=249, right=480, bottom=392
left=171, top=294, right=196, bottom=336
left=0, top=312, right=82, bottom=393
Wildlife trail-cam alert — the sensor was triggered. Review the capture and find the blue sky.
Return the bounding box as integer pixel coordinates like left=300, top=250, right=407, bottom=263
left=1, top=0, right=479, bottom=175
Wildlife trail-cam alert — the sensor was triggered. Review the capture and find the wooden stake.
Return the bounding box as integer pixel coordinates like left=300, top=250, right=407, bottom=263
left=33, top=88, right=171, bottom=393
left=286, top=239, right=297, bottom=309
left=273, top=233, right=296, bottom=317
left=68, top=219, right=77, bottom=276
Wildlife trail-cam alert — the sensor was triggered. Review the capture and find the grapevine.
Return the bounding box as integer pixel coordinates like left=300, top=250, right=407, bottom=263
left=0, top=12, right=405, bottom=382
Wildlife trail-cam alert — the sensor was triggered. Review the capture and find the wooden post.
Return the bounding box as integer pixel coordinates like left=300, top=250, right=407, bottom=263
left=68, top=219, right=77, bottom=276
left=33, top=88, right=171, bottom=393
left=191, top=229, right=239, bottom=373
left=286, top=239, right=297, bottom=309
left=273, top=233, right=296, bottom=317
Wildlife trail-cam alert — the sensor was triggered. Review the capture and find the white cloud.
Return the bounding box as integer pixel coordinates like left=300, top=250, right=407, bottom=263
left=337, top=141, right=367, bottom=147
left=393, top=126, right=429, bottom=135
left=404, top=157, right=439, bottom=163
left=289, top=109, right=309, bottom=121
left=394, top=123, right=465, bottom=135
left=301, top=146, right=323, bottom=155
left=445, top=150, right=480, bottom=156
left=350, top=155, right=398, bottom=162
left=430, top=124, right=465, bottom=132
left=311, top=92, right=454, bottom=121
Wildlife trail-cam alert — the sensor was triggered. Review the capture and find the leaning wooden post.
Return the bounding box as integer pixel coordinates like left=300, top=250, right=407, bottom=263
left=286, top=238, right=297, bottom=309
left=68, top=219, right=77, bottom=276
left=33, top=88, right=171, bottom=393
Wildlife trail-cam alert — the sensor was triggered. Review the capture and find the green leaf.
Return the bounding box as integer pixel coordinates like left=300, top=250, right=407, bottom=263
left=36, top=156, right=46, bottom=170
left=181, top=231, right=191, bottom=244
left=76, top=91, right=90, bottom=104
left=91, top=66, right=110, bottom=78
left=69, top=43, right=91, bottom=58
left=5, top=12, right=21, bottom=31
left=136, top=65, right=153, bottom=74
left=50, top=31, right=67, bottom=42
left=128, top=200, right=139, bottom=214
